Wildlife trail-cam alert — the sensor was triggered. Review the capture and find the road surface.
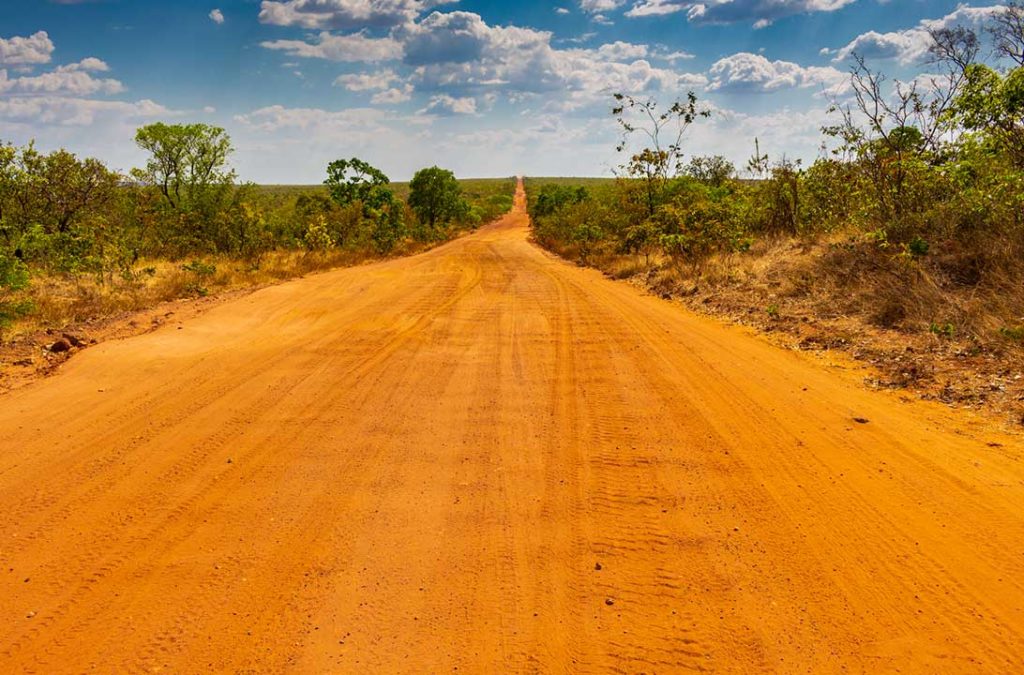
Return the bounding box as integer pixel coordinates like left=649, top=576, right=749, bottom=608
left=1, top=181, right=1022, bottom=673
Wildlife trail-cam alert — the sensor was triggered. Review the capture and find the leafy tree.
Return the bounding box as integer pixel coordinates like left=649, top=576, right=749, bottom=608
left=132, top=123, right=236, bottom=213
left=17, top=147, right=119, bottom=235
left=324, top=157, right=393, bottom=211
left=304, top=214, right=334, bottom=254
left=686, top=155, right=735, bottom=187
left=0, top=142, right=16, bottom=235
left=949, top=64, right=1024, bottom=167
left=324, top=158, right=404, bottom=253
left=530, top=184, right=588, bottom=219
left=0, top=249, right=31, bottom=330
left=408, top=166, right=469, bottom=230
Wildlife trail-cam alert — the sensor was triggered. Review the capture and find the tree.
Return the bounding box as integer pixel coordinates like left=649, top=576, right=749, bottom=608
left=990, top=1, right=1024, bottom=67
left=17, top=147, right=119, bottom=234
left=612, top=92, right=710, bottom=216
left=825, top=55, right=957, bottom=231
left=686, top=155, right=735, bottom=187
left=324, top=158, right=403, bottom=253
left=408, top=166, right=469, bottom=230
left=0, top=248, right=31, bottom=330
left=324, top=157, right=393, bottom=211
left=132, top=123, right=235, bottom=212
left=949, top=64, right=1024, bottom=167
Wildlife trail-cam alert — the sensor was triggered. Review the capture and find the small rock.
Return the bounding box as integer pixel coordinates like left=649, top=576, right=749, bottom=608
left=227, top=458, right=233, bottom=464
left=594, top=562, right=602, bottom=571
left=13, top=358, right=33, bottom=367
left=853, top=417, right=870, bottom=424
left=47, top=339, right=72, bottom=354
left=605, top=598, right=615, bottom=606
left=62, top=333, right=87, bottom=348
left=26, top=611, right=35, bottom=619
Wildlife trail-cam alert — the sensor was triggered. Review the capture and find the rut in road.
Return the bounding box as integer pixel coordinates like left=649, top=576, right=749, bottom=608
left=1, top=179, right=1022, bottom=673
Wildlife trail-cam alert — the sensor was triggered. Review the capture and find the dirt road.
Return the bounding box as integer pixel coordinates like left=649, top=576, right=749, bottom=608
left=1, top=180, right=1022, bottom=673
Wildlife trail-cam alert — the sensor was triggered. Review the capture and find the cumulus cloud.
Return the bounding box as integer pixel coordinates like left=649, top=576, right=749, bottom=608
left=209, top=9, right=226, bottom=24
left=334, top=68, right=401, bottom=90
left=580, top=0, right=626, bottom=13
left=258, top=0, right=459, bottom=30
left=333, top=69, right=415, bottom=103
left=234, top=104, right=388, bottom=132
left=371, top=84, right=413, bottom=103
left=707, top=51, right=845, bottom=93
left=594, top=41, right=649, bottom=61
left=625, top=0, right=855, bottom=26
left=825, top=4, right=1002, bottom=64
left=398, top=11, right=701, bottom=105
left=0, top=59, right=124, bottom=96
left=0, top=96, right=169, bottom=127
left=261, top=31, right=402, bottom=62
left=0, top=31, right=55, bottom=66
left=261, top=9, right=703, bottom=109
left=420, top=93, right=477, bottom=115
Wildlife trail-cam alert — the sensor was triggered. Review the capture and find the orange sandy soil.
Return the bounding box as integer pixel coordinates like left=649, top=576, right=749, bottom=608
left=1, top=181, right=1023, bottom=673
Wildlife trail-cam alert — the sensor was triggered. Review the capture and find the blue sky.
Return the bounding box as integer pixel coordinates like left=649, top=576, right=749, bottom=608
left=0, top=0, right=1004, bottom=182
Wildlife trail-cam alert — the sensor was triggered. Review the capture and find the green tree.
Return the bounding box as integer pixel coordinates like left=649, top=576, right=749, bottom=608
left=16, top=146, right=119, bottom=235
left=686, top=155, right=735, bottom=187
left=949, top=64, right=1024, bottom=167
left=324, top=158, right=403, bottom=253
left=407, top=166, right=469, bottom=230
left=132, top=123, right=236, bottom=212
left=324, top=157, right=393, bottom=211
left=0, top=249, right=31, bottom=330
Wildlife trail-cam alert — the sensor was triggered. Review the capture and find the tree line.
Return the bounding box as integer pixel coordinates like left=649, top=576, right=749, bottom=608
left=0, top=126, right=507, bottom=329
left=529, top=3, right=1024, bottom=340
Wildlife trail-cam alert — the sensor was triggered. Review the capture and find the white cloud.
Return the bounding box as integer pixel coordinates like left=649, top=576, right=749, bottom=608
left=625, top=0, right=855, bottom=26
left=234, top=104, right=388, bottom=133
left=258, top=0, right=459, bottom=30
left=0, top=59, right=125, bottom=96
left=334, top=69, right=401, bottom=90
left=0, top=96, right=170, bottom=127
left=0, top=31, right=55, bottom=66
left=394, top=11, right=702, bottom=107
left=209, top=9, right=226, bottom=24
left=827, top=4, right=1002, bottom=64
left=580, top=0, right=626, bottom=13
left=661, top=50, right=695, bottom=62
left=371, top=84, right=413, bottom=103
left=707, top=52, right=845, bottom=93
left=594, top=41, right=649, bottom=61
left=556, top=7, right=571, bottom=15
left=261, top=31, right=402, bottom=62
left=420, top=93, right=477, bottom=115
left=332, top=69, right=415, bottom=104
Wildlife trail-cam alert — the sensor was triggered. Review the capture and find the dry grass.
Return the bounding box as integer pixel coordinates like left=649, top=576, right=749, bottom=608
left=551, top=227, right=1024, bottom=426
left=3, top=239, right=441, bottom=342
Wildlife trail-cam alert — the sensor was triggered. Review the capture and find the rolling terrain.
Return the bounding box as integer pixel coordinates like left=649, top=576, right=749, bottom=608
left=1, top=181, right=1022, bottom=673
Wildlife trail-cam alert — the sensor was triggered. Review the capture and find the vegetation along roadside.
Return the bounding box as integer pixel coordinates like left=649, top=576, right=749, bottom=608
left=526, top=7, right=1024, bottom=428
left=0, top=124, right=515, bottom=391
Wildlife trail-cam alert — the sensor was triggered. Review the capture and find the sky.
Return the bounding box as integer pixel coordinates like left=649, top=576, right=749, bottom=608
left=0, top=0, right=1008, bottom=182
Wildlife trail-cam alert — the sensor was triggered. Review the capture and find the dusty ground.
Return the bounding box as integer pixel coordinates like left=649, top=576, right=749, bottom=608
left=0, top=290, right=253, bottom=396
left=645, top=269, right=1024, bottom=431
left=1, top=181, right=1023, bottom=673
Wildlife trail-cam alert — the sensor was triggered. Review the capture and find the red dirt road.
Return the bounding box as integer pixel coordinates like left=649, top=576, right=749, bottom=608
left=1, top=181, right=1023, bottom=673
